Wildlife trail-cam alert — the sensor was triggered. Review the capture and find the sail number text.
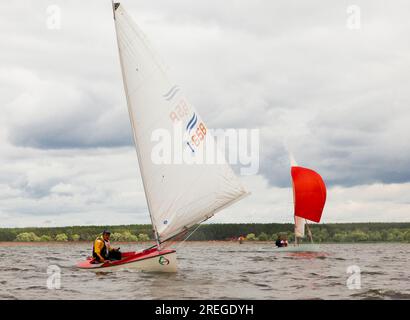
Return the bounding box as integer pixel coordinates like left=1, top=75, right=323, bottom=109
left=191, top=122, right=207, bottom=146
left=169, top=99, right=189, bottom=123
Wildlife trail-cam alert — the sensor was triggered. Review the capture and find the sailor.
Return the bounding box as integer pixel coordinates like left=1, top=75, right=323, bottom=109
left=275, top=234, right=288, bottom=247
left=92, top=230, right=122, bottom=263
left=282, top=236, right=289, bottom=247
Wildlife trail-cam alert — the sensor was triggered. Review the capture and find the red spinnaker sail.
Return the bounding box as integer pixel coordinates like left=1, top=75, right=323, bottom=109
left=291, top=166, right=327, bottom=223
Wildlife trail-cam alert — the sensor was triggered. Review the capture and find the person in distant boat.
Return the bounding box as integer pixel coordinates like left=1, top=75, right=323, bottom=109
left=92, top=230, right=122, bottom=263
left=282, top=236, right=288, bottom=247
left=275, top=235, right=288, bottom=248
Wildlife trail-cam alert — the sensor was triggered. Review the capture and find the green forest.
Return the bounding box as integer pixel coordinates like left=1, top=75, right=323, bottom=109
left=1, top=223, right=410, bottom=243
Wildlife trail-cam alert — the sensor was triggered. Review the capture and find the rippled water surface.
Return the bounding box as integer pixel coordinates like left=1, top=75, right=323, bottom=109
left=0, top=242, right=409, bottom=299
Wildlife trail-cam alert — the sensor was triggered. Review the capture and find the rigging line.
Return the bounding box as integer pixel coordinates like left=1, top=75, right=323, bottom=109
left=176, top=223, right=202, bottom=250
left=145, top=221, right=203, bottom=251
left=160, top=190, right=249, bottom=247
left=305, top=219, right=314, bottom=244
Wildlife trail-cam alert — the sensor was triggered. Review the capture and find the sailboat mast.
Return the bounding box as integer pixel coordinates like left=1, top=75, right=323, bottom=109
left=112, top=2, right=161, bottom=250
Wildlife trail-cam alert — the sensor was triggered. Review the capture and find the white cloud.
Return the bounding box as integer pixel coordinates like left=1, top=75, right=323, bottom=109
left=214, top=176, right=410, bottom=223
left=0, top=141, right=150, bottom=227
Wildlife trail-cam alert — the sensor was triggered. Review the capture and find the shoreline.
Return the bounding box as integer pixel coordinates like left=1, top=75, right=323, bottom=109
left=2, top=223, right=409, bottom=243
left=0, top=240, right=264, bottom=246
left=0, top=240, right=408, bottom=247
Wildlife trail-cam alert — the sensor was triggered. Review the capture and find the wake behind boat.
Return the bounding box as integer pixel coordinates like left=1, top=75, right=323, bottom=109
left=76, top=2, right=248, bottom=272
left=259, top=244, right=321, bottom=253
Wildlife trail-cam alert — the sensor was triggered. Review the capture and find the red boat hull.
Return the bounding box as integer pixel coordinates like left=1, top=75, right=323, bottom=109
left=76, top=248, right=177, bottom=272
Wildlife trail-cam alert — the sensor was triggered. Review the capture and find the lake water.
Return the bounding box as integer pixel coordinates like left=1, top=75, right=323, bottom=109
left=0, top=242, right=409, bottom=300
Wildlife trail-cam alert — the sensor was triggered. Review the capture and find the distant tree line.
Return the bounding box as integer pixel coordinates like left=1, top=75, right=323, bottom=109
left=0, top=224, right=153, bottom=242
left=0, top=223, right=410, bottom=243
left=189, top=223, right=410, bottom=242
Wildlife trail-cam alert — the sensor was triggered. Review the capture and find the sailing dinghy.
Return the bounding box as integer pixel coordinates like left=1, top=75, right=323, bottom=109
left=76, top=2, right=248, bottom=272
left=263, top=158, right=327, bottom=253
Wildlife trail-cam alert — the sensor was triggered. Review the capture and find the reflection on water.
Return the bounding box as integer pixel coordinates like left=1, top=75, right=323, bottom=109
left=0, top=242, right=409, bottom=300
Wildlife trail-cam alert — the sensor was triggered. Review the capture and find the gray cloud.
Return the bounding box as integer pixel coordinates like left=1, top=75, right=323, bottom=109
left=1, top=0, right=410, bottom=201
left=2, top=68, right=133, bottom=149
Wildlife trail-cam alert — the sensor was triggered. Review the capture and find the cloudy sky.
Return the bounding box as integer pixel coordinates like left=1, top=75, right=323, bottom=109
left=1, top=0, right=409, bottom=227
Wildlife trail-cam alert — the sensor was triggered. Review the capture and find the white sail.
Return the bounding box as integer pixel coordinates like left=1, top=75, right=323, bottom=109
left=113, top=3, right=248, bottom=242
left=290, top=152, right=304, bottom=238
left=294, top=216, right=305, bottom=238
left=289, top=152, right=298, bottom=167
